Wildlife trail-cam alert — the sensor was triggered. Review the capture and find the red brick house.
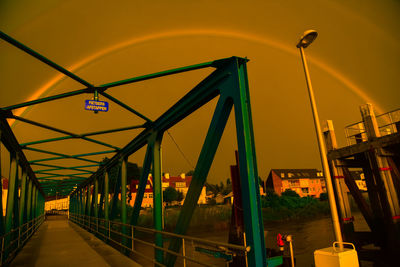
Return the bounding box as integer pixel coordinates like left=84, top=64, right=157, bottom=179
left=129, top=173, right=206, bottom=207
left=266, top=169, right=326, bottom=198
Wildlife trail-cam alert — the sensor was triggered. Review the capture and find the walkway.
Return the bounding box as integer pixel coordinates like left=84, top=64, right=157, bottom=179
left=10, top=215, right=141, bottom=267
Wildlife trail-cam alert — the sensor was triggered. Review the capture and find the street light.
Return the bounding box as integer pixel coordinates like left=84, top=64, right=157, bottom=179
left=296, top=30, right=343, bottom=245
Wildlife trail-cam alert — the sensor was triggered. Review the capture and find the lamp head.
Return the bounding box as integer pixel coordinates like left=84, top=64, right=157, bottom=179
left=296, top=30, right=318, bottom=48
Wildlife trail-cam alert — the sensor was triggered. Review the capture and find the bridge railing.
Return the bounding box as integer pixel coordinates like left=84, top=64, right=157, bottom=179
left=344, top=107, right=400, bottom=145
left=0, top=214, right=45, bottom=266
left=69, top=213, right=250, bottom=267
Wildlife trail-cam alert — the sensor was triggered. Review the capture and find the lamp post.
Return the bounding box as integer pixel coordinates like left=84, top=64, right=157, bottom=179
left=296, top=30, right=343, bottom=245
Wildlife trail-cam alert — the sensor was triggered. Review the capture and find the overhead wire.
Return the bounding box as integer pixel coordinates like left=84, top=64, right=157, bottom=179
left=166, top=130, right=195, bottom=170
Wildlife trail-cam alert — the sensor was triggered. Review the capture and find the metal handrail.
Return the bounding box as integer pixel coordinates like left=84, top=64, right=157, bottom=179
left=69, top=213, right=249, bottom=267
left=0, top=215, right=45, bottom=266
left=344, top=107, right=400, bottom=145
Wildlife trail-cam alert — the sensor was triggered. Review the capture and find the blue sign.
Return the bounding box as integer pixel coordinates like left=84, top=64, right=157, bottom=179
left=85, top=100, right=109, bottom=112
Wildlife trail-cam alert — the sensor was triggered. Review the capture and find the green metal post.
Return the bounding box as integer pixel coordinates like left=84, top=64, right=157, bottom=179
left=109, top=164, right=121, bottom=220
left=5, top=154, right=18, bottom=253
left=79, top=189, right=84, bottom=218
left=32, top=187, right=37, bottom=219
left=94, top=178, right=99, bottom=219
left=104, top=172, right=109, bottom=221
left=121, top=159, right=128, bottom=248
left=152, top=133, right=164, bottom=264
left=97, top=175, right=104, bottom=218
left=228, top=58, right=266, bottom=266
left=26, top=179, right=33, bottom=224
left=86, top=185, right=91, bottom=226
left=19, top=171, right=28, bottom=227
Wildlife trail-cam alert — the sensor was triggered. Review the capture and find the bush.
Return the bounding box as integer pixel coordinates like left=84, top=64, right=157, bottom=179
left=319, top=192, right=328, bottom=201
left=281, top=189, right=300, bottom=198
left=207, top=198, right=216, bottom=205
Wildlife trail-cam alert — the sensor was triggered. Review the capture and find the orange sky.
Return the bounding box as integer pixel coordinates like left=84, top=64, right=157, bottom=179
left=1, top=0, right=399, bottom=184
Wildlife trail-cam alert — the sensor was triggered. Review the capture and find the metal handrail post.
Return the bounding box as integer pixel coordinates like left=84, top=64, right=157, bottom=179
left=108, top=221, right=111, bottom=239
left=131, top=225, right=134, bottom=251
left=182, top=238, right=186, bottom=267
left=243, top=232, right=249, bottom=267
left=18, top=228, right=20, bottom=248
left=1, top=236, right=4, bottom=264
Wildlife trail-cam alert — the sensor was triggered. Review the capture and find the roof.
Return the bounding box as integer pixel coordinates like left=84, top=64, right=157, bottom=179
left=269, top=169, right=324, bottom=179
left=130, top=175, right=193, bottom=193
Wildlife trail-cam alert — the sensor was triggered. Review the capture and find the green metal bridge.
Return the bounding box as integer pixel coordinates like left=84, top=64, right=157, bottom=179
left=0, top=31, right=268, bottom=266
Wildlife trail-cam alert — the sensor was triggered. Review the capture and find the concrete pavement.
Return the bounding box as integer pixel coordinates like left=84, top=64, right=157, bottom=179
left=10, top=216, right=141, bottom=267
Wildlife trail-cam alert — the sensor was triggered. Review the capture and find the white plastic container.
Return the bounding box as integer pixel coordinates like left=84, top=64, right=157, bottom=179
left=314, top=242, right=359, bottom=267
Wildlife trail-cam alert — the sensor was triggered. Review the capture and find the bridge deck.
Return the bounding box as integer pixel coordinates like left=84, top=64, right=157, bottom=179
left=10, top=215, right=141, bottom=267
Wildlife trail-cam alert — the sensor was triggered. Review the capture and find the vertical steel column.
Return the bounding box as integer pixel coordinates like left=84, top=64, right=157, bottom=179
left=32, top=187, right=37, bottom=220
left=26, top=180, right=33, bottom=225
left=104, top=172, right=109, bottom=221
left=94, top=177, right=99, bottom=224
left=5, top=154, right=18, bottom=252
left=19, top=172, right=28, bottom=226
left=152, top=133, right=164, bottom=264
left=121, top=159, right=128, bottom=248
left=229, top=58, right=266, bottom=266
left=86, top=185, right=91, bottom=226
left=110, top=164, right=122, bottom=220
left=78, top=190, right=82, bottom=217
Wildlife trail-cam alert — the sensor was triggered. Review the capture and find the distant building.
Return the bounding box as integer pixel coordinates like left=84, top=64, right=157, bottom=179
left=266, top=169, right=326, bottom=198
left=45, top=197, right=69, bottom=211
left=129, top=173, right=207, bottom=207
left=349, top=170, right=368, bottom=192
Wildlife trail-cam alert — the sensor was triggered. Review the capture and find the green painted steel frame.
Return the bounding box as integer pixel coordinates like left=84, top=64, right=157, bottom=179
left=69, top=57, right=267, bottom=266
left=0, top=122, right=45, bottom=264
left=0, top=30, right=266, bottom=266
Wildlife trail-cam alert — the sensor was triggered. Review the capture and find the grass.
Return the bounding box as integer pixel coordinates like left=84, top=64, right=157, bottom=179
left=112, top=194, right=331, bottom=233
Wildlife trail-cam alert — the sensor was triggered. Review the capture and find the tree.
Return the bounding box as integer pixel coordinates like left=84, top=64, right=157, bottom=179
left=176, top=190, right=184, bottom=202
left=281, top=189, right=300, bottom=198
left=127, top=162, right=142, bottom=181
left=163, top=186, right=179, bottom=204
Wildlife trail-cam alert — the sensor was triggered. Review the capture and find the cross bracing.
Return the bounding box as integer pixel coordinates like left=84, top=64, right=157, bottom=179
left=0, top=30, right=267, bottom=266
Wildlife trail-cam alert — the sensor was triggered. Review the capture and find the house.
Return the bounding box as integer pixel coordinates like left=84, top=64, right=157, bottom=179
left=349, top=171, right=368, bottom=192
left=266, top=169, right=326, bottom=198
left=129, top=173, right=207, bottom=207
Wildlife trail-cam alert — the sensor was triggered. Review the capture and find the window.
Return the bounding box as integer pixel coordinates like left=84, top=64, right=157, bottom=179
left=280, top=173, right=285, bottom=178
left=301, top=188, right=309, bottom=194
left=176, top=182, right=186, bottom=188
left=148, top=193, right=153, bottom=198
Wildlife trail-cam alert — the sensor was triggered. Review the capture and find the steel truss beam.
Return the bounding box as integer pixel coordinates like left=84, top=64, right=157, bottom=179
left=70, top=57, right=266, bottom=266
left=1, top=31, right=266, bottom=266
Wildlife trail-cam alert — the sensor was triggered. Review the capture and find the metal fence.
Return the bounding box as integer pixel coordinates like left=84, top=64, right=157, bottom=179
left=344, top=107, right=400, bottom=145
left=69, top=213, right=249, bottom=267
left=0, top=214, right=45, bottom=266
